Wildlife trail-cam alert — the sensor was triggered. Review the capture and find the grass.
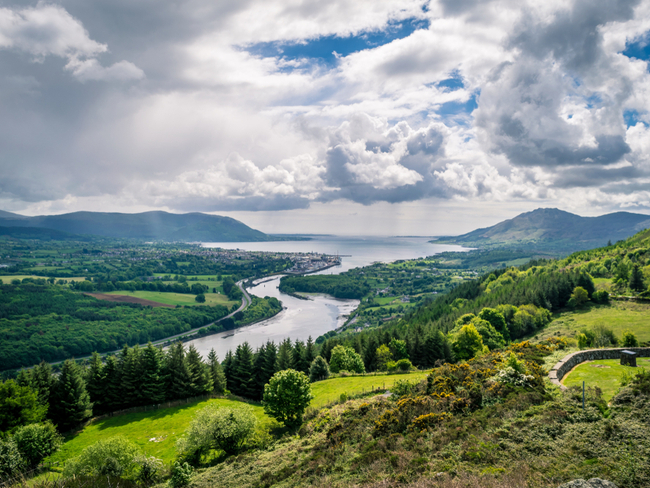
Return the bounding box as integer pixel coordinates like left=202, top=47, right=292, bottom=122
left=531, top=301, right=650, bottom=343
left=310, top=370, right=430, bottom=407
left=105, top=290, right=237, bottom=308
left=562, top=358, right=650, bottom=401
left=46, top=398, right=269, bottom=466
left=0, top=275, right=87, bottom=283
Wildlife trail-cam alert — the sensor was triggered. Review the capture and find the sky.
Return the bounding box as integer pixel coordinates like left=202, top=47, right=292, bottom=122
left=1, top=0, right=650, bottom=235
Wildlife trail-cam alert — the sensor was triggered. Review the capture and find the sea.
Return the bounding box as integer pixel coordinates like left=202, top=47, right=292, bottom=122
left=184, top=236, right=469, bottom=359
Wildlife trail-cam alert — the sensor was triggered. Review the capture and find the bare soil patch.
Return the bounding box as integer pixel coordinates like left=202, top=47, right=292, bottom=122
left=84, top=293, right=175, bottom=308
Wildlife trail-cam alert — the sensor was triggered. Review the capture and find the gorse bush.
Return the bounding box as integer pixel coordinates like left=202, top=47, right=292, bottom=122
left=63, top=436, right=143, bottom=478
left=176, top=405, right=257, bottom=463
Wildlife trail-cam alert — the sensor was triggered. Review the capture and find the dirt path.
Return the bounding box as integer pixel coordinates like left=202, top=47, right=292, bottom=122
left=84, top=292, right=175, bottom=308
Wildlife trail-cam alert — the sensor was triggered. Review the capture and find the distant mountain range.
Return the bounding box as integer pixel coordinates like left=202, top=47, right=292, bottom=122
left=436, top=208, right=650, bottom=252
left=0, top=210, right=282, bottom=242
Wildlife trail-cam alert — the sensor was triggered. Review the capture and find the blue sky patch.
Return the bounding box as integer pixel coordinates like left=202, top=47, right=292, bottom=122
left=246, top=17, right=429, bottom=68
left=623, top=109, right=648, bottom=128
left=436, top=72, right=464, bottom=91
left=437, top=93, right=478, bottom=116
left=622, top=35, right=650, bottom=61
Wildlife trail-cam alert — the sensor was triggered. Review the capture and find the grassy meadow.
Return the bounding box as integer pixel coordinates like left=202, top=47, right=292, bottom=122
left=0, top=275, right=88, bottom=283
left=531, top=301, right=650, bottom=343
left=47, top=398, right=270, bottom=466
left=105, top=290, right=238, bottom=308
left=562, top=358, right=650, bottom=401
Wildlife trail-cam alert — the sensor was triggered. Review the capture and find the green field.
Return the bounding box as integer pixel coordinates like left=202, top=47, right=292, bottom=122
left=310, top=371, right=430, bottom=407
left=47, top=398, right=270, bottom=465
left=0, top=275, right=88, bottom=283
left=532, top=301, right=650, bottom=343
left=562, top=359, right=650, bottom=401
left=106, top=290, right=238, bottom=308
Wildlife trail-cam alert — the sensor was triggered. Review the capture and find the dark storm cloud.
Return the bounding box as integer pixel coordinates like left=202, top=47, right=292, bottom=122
left=550, top=164, right=642, bottom=188
left=165, top=195, right=312, bottom=212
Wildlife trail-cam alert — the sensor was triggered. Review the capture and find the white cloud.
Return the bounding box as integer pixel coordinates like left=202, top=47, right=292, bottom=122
left=0, top=2, right=143, bottom=82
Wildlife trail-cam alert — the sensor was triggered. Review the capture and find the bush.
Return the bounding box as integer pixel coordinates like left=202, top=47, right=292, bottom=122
left=592, top=290, right=610, bottom=304
left=622, top=331, right=639, bottom=347
left=263, top=369, right=313, bottom=428
left=571, top=286, right=589, bottom=306
left=0, top=439, right=24, bottom=481
left=195, top=294, right=206, bottom=303
left=176, top=405, right=257, bottom=461
left=396, top=358, right=413, bottom=372
left=451, top=324, right=485, bottom=360
left=12, top=422, right=62, bottom=469
left=329, top=346, right=365, bottom=374
left=63, top=436, right=140, bottom=478
left=169, top=461, right=193, bottom=488
left=135, top=455, right=163, bottom=485
left=309, top=356, right=330, bottom=382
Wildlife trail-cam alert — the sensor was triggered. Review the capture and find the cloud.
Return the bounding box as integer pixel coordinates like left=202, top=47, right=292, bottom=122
left=0, top=2, right=143, bottom=82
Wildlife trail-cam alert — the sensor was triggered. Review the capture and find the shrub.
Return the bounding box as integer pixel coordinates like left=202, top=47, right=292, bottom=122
left=592, top=290, right=610, bottom=304
left=309, top=356, right=330, bottom=382
left=12, top=422, right=62, bottom=469
left=0, top=439, right=24, bottom=481
left=169, top=461, right=193, bottom=488
left=571, top=286, right=589, bottom=306
left=135, top=455, right=163, bottom=485
left=396, top=359, right=413, bottom=372
left=329, top=346, right=365, bottom=374
left=176, top=405, right=256, bottom=461
left=263, top=369, right=313, bottom=428
left=451, top=324, right=485, bottom=360
left=194, top=294, right=206, bottom=303
left=63, top=436, right=140, bottom=478
left=622, top=331, right=639, bottom=347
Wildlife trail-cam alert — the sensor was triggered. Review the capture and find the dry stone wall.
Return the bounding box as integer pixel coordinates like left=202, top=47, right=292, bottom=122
left=549, top=347, right=650, bottom=389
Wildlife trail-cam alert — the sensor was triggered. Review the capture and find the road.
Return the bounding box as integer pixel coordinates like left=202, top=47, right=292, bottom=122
left=40, top=281, right=253, bottom=368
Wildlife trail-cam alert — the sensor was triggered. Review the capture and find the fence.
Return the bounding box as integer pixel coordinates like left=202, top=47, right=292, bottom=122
left=548, top=347, right=650, bottom=389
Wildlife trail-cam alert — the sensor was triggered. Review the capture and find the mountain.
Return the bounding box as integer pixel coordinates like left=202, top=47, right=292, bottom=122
left=437, top=208, right=650, bottom=251
left=0, top=211, right=276, bottom=242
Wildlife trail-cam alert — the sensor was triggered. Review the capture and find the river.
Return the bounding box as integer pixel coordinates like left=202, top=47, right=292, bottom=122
left=185, top=236, right=469, bottom=359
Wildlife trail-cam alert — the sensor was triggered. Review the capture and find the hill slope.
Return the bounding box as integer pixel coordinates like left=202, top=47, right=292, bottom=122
left=438, top=207, right=650, bottom=251
left=0, top=211, right=273, bottom=242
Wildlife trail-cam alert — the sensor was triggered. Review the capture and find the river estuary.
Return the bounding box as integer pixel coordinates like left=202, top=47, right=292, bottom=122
left=185, top=236, right=469, bottom=359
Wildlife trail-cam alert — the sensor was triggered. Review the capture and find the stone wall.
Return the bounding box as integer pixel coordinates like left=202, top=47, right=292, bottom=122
left=548, top=347, right=650, bottom=389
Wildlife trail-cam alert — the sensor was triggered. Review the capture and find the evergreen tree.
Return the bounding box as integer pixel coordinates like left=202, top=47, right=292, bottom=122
left=363, top=335, right=378, bottom=372
left=304, top=337, right=316, bottom=366
left=119, top=345, right=142, bottom=407
left=85, top=352, right=106, bottom=413
left=222, top=350, right=235, bottom=393
left=276, top=339, right=294, bottom=371
left=309, top=356, right=330, bottom=382
left=409, top=332, right=426, bottom=368
left=140, top=343, right=165, bottom=404
left=319, top=338, right=336, bottom=362
left=207, top=349, right=227, bottom=395
left=262, top=341, right=278, bottom=381
left=49, top=360, right=92, bottom=431
left=293, top=340, right=309, bottom=374
left=253, top=344, right=268, bottom=401
left=232, top=342, right=255, bottom=399
left=30, top=361, right=54, bottom=407
left=165, top=342, right=192, bottom=400
left=186, top=345, right=212, bottom=396
left=629, top=264, right=645, bottom=292
left=101, top=355, right=123, bottom=412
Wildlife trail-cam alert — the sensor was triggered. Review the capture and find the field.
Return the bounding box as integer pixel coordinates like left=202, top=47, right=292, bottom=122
left=0, top=275, right=87, bottom=283
left=562, top=358, right=650, bottom=401
left=310, top=371, right=430, bottom=407
left=531, top=301, right=650, bottom=343
left=104, top=290, right=238, bottom=308
left=47, top=398, right=270, bottom=466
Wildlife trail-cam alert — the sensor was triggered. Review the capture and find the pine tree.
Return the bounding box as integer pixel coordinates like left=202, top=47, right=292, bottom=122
left=49, top=360, right=92, bottom=431
left=186, top=345, right=212, bottom=396
left=424, top=331, right=446, bottom=367
left=232, top=342, right=255, bottom=399
left=276, top=339, right=294, bottom=371
left=119, top=345, right=142, bottom=407
left=30, top=361, right=54, bottom=407
left=253, top=344, right=268, bottom=401
left=304, top=337, right=316, bottom=366
left=629, top=264, right=645, bottom=292
left=263, top=341, right=278, bottom=380
left=222, top=350, right=235, bottom=393
left=293, top=340, right=309, bottom=374
left=85, top=352, right=106, bottom=412
left=102, top=355, right=123, bottom=412
left=140, top=343, right=165, bottom=404
left=363, top=336, right=378, bottom=372
left=207, top=349, right=227, bottom=395
left=164, top=342, right=192, bottom=400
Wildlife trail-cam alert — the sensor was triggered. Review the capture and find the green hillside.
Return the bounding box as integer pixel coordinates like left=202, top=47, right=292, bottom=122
left=0, top=211, right=278, bottom=242
left=437, top=207, right=650, bottom=252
